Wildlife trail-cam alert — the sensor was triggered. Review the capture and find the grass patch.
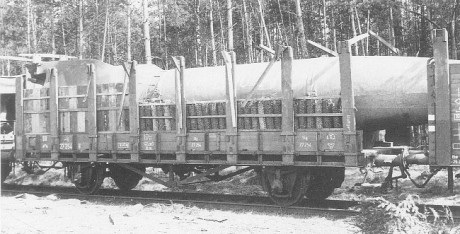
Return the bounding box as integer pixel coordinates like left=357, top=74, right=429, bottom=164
left=355, top=195, right=456, bottom=234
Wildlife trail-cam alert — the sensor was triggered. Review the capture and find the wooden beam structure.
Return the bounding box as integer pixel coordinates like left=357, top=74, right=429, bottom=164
left=306, top=40, right=338, bottom=57
left=242, top=46, right=283, bottom=107
left=368, top=30, right=400, bottom=55
left=346, top=30, right=400, bottom=55
left=0, top=56, right=33, bottom=62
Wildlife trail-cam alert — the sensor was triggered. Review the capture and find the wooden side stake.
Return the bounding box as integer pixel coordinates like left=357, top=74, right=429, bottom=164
left=49, top=68, right=59, bottom=160
left=87, top=64, right=98, bottom=161
left=129, top=61, right=140, bottom=162
left=172, top=56, right=187, bottom=162
left=281, top=46, right=295, bottom=165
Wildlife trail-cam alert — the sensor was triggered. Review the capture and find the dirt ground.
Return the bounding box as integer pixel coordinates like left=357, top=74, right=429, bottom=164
left=0, top=194, right=358, bottom=234
left=2, top=164, right=460, bottom=233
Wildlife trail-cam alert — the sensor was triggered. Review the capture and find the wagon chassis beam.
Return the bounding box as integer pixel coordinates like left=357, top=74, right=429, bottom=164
left=118, top=164, right=244, bottom=188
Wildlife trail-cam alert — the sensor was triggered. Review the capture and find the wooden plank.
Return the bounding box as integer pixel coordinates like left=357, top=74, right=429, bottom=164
left=30, top=113, right=40, bottom=133
left=128, top=61, right=139, bottom=162
left=433, top=29, right=452, bottom=166
left=68, top=86, right=77, bottom=109
left=63, top=112, right=71, bottom=132
left=39, top=113, right=49, bottom=133
left=108, top=84, right=118, bottom=131
left=77, top=111, right=86, bottom=132
left=15, top=75, right=25, bottom=159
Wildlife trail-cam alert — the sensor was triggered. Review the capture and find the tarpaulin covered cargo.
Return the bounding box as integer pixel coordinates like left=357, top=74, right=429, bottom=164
left=34, top=56, right=432, bottom=130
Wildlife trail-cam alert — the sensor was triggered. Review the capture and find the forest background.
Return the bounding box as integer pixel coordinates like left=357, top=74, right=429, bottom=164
left=0, top=0, right=459, bottom=71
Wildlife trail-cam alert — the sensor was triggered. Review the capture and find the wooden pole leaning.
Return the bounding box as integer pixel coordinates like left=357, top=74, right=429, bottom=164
left=128, top=61, right=140, bottom=162
left=338, top=41, right=359, bottom=166
left=49, top=68, right=59, bottom=160
left=87, top=64, right=98, bottom=162
left=172, top=56, right=187, bottom=162
left=281, top=46, right=295, bottom=165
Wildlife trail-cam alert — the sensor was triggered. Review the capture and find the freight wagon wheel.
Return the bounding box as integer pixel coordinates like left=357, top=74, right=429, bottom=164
left=306, top=173, right=335, bottom=200
left=1, top=162, right=12, bottom=183
left=70, top=163, right=105, bottom=194
left=110, top=164, right=145, bottom=191
left=262, top=167, right=310, bottom=207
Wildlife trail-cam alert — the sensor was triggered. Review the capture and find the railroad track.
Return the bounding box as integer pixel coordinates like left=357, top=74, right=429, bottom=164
left=2, top=184, right=459, bottom=222
left=1, top=184, right=358, bottom=218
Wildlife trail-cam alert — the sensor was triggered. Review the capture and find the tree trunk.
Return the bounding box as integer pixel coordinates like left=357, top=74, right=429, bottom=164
left=366, top=9, right=370, bottom=55
left=79, top=0, right=84, bottom=59
left=32, top=5, right=37, bottom=53
left=389, top=6, right=395, bottom=47
left=195, top=0, right=203, bottom=66
left=276, top=0, right=286, bottom=44
left=50, top=0, right=56, bottom=54
left=101, top=0, right=109, bottom=62
left=419, top=5, right=429, bottom=57
left=209, top=0, right=217, bottom=66
left=113, top=21, right=117, bottom=63
left=354, top=7, right=365, bottom=55
left=216, top=0, right=225, bottom=56
left=350, top=6, right=358, bottom=55
left=127, top=0, right=131, bottom=60
left=257, top=0, right=271, bottom=49
left=322, top=0, right=328, bottom=49
left=27, top=0, right=31, bottom=53
left=451, top=0, right=459, bottom=59
left=163, top=0, right=168, bottom=69
left=61, top=1, right=66, bottom=55
left=143, top=0, right=152, bottom=64
left=227, top=0, right=233, bottom=51
left=294, top=0, right=309, bottom=58
left=243, top=0, right=253, bottom=63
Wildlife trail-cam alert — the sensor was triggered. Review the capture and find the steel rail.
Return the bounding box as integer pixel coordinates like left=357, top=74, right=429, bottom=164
left=1, top=184, right=358, bottom=218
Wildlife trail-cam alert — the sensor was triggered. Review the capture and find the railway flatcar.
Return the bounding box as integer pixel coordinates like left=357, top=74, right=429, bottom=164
left=3, top=29, right=459, bottom=206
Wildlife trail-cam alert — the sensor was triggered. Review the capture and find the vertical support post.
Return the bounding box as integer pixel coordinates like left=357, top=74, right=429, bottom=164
left=49, top=68, right=59, bottom=160
left=87, top=64, right=98, bottom=161
left=338, top=41, right=359, bottom=166
left=281, top=46, right=294, bottom=165
left=427, top=61, right=436, bottom=165
left=448, top=166, right=454, bottom=193
left=15, top=75, right=25, bottom=160
left=433, top=29, right=451, bottom=166
left=222, top=51, right=238, bottom=164
left=173, top=56, right=186, bottom=162
left=129, top=61, right=140, bottom=162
